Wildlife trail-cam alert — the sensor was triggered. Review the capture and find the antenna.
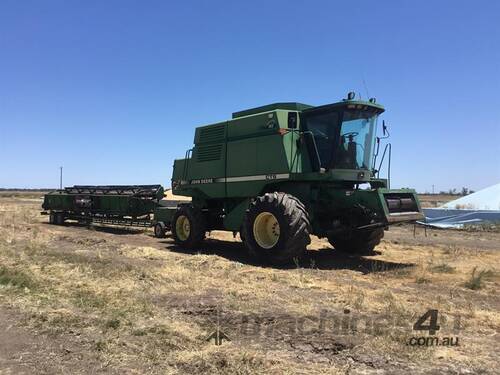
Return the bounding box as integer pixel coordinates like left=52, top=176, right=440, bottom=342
left=362, top=76, right=370, bottom=99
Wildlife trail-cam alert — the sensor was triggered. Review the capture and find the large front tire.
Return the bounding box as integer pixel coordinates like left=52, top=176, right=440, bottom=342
left=243, top=192, right=311, bottom=265
left=172, top=206, right=206, bottom=248
left=328, top=228, right=384, bottom=256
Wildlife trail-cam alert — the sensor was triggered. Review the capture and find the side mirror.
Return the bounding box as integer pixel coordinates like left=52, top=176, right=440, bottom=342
left=382, top=120, right=387, bottom=136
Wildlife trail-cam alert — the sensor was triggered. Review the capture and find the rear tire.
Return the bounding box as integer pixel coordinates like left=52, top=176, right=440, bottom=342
left=328, top=228, right=384, bottom=256
left=54, top=212, right=65, bottom=225
left=243, top=192, right=311, bottom=265
left=171, top=205, right=206, bottom=248
left=49, top=212, right=55, bottom=224
left=154, top=222, right=167, bottom=238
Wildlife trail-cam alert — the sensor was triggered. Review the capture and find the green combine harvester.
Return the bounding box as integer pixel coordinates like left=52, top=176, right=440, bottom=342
left=43, top=93, right=424, bottom=264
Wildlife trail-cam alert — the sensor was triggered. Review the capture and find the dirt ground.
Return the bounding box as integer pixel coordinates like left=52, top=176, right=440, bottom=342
left=0, top=194, right=499, bottom=374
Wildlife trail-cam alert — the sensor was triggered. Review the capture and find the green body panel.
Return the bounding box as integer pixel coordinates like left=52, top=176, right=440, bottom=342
left=43, top=193, right=74, bottom=211
left=223, top=198, right=250, bottom=230
left=153, top=206, right=176, bottom=224
left=171, top=99, right=424, bottom=235
left=172, top=110, right=308, bottom=199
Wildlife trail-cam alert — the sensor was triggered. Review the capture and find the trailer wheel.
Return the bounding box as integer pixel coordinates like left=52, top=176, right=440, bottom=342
left=172, top=206, right=206, bottom=248
left=328, top=228, right=384, bottom=256
left=154, top=222, right=167, bottom=238
left=49, top=212, right=56, bottom=224
left=243, top=192, right=311, bottom=265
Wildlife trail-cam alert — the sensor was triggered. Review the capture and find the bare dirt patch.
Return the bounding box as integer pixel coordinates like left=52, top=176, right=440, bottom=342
left=0, top=305, right=105, bottom=374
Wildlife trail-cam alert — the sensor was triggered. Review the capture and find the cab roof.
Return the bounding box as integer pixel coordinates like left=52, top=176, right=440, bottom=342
left=232, top=102, right=313, bottom=118
left=232, top=100, right=384, bottom=119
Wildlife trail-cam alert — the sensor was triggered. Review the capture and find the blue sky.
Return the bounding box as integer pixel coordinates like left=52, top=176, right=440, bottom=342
left=1, top=0, right=499, bottom=192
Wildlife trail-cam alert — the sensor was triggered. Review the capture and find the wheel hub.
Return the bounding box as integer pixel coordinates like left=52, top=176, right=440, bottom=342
left=253, top=212, right=280, bottom=249
left=175, top=215, right=191, bottom=241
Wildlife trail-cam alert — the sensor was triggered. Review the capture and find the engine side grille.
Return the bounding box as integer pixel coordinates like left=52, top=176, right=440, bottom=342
left=198, top=124, right=226, bottom=144
left=196, top=144, right=223, bottom=162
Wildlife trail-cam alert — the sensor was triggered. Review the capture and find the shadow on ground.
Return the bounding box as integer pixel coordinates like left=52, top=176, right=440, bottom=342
left=164, top=237, right=414, bottom=273
left=45, top=222, right=146, bottom=235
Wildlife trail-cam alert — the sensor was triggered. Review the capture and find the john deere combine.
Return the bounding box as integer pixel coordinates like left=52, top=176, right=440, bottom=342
left=42, top=93, right=423, bottom=264
left=166, top=93, right=424, bottom=263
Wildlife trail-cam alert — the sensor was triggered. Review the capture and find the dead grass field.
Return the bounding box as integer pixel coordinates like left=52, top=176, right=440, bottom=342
left=0, top=194, right=499, bottom=374
left=418, top=194, right=458, bottom=208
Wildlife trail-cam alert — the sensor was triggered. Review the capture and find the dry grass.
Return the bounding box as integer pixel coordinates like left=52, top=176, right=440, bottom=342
left=463, top=267, right=496, bottom=290
left=0, top=265, right=35, bottom=289
left=0, top=196, right=499, bottom=374
left=418, top=194, right=456, bottom=208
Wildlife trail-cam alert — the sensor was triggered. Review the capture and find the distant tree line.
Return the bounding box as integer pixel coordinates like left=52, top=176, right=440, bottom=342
left=0, top=188, right=52, bottom=191
left=420, top=187, right=475, bottom=195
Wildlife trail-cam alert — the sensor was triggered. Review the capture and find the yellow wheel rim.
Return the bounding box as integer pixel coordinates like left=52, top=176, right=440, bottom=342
left=253, top=212, right=280, bottom=249
left=175, top=215, right=191, bottom=241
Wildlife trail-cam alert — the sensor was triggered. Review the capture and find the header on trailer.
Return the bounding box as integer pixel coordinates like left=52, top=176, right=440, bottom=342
left=42, top=184, right=167, bottom=226
left=61, top=185, right=164, bottom=200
